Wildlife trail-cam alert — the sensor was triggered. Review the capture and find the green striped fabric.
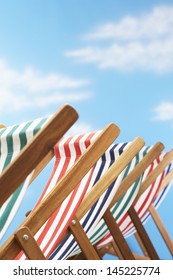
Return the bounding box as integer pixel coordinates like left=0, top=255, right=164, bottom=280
left=0, top=116, right=50, bottom=240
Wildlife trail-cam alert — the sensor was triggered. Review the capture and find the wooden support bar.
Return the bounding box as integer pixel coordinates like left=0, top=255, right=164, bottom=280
left=0, top=104, right=79, bottom=206
left=0, top=124, right=5, bottom=128
left=133, top=253, right=150, bottom=260
left=149, top=204, right=173, bottom=256
left=76, top=137, right=145, bottom=220
left=69, top=217, right=101, bottom=260
left=156, top=168, right=173, bottom=197
left=134, top=232, right=149, bottom=257
left=98, top=241, right=124, bottom=259
left=109, top=142, right=164, bottom=208
left=135, top=149, right=173, bottom=201
left=128, top=206, right=159, bottom=260
left=103, top=209, right=135, bottom=260
left=14, top=227, right=46, bottom=260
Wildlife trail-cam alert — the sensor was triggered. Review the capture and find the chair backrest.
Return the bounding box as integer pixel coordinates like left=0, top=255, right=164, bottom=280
left=2, top=120, right=171, bottom=260
left=69, top=142, right=164, bottom=258
left=123, top=150, right=173, bottom=237
left=96, top=147, right=173, bottom=258
left=0, top=116, right=51, bottom=240
left=0, top=122, right=121, bottom=259
left=44, top=136, right=145, bottom=259
left=0, top=104, right=78, bottom=246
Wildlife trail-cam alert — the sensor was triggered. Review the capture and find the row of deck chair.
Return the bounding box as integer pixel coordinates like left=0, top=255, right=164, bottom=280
left=0, top=104, right=172, bottom=260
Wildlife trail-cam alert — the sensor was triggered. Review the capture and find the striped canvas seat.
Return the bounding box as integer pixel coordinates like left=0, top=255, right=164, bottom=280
left=122, top=153, right=171, bottom=238
left=45, top=139, right=144, bottom=259
left=0, top=117, right=50, bottom=241
left=54, top=145, right=149, bottom=259
left=46, top=138, right=172, bottom=259
left=136, top=161, right=172, bottom=228
left=15, top=131, right=106, bottom=259
left=96, top=152, right=172, bottom=248
left=1, top=118, right=123, bottom=260
left=14, top=132, right=143, bottom=260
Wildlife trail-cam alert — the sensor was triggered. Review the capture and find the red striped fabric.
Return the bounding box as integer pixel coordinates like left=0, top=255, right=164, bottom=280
left=15, top=132, right=100, bottom=259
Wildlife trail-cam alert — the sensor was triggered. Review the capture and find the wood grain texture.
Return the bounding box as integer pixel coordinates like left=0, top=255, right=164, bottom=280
left=69, top=217, right=101, bottom=260
left=14, top=227, right=46, bottom=260
left=0, top=123, right=120, bottom=259
left=149, top=205, right=173, bottom=256
left=128, top=206, right=159, bottom=260
left=103, top=209, right=135, bottom=259
left=109, top=142, right=164, bottom=208
left=135, top=149, right=173, bottom=201
left=76, top=137, right=145, bottom=220
left=0, top=104, right=78, bottom=206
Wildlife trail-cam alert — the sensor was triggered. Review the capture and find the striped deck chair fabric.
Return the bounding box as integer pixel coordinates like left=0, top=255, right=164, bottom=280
left=63, top=145, right=149, bottom=257
left=15, top=132, right=142, bottom=260
left=3, top=126, right=170, bottom=260
left=0, top=117, right=50, bottom=241
left=96, top=151, right=172, bottom=248
left=123, top=154, right=172, bottom=238
left=45, top=138, right=144, bottom=259
left=139, top=160, right=172, bottom=227
left=15, top=131, right=104, bottom=259
left=46, top=137, right=172, bottom=259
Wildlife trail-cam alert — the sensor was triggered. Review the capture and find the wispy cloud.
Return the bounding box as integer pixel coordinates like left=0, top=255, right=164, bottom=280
left=66, top=6, right=173, bottom=73
left=0, top=59, right=92, bottom=112
left=84, top=6, right=173, bottom=41
left=153, top=102, right=173, bottom=121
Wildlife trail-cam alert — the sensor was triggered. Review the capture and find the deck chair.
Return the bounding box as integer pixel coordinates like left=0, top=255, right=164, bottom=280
left=1, top=126, right=146, bottom=259
left=63, top=141, right=165, bottom=260
left=44, top=137, right=145, bottom=260
left=0, top=115, right=170, bottom=260
left=1, top=114, right=124, bottom=259
left=127, top=152, right=173, bottom=259
left=27, top=133, right=165, bottom=257
left=0, top=105, right=78, bottom=241
left=30, top=136, right=170, bottom=261
left=96, top=148, right=173, bottom=259
left=60, top=140, right=172, bottom=260
left=146, top=171, right=173, bottom=257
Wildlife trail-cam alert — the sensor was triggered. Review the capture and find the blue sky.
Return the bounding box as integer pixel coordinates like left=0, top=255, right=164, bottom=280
left=1, top=0, right=173, bottom=150
left=0, top=0, right=173, bottom=258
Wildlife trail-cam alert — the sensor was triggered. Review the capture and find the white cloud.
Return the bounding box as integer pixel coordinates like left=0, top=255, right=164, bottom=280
left=84, top=6, right=173, bottom=41
left=0, top=59, right=92, bottom=112
left=153, top=102, right=173, bottom=121
left=66, top=6, right=173, bottom=73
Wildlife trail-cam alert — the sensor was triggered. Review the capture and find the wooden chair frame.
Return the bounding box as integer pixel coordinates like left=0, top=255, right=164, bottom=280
left=97, top=147, right=173, bottom=260
left=68, top=142, right=164, bottom=260
left=0, top=104, right=78, bottom=207
left=0, top=113, right=122, bottom=259
left=0, top=134, right=145, bottom=259
left=1, top=107, right=172, bottom=260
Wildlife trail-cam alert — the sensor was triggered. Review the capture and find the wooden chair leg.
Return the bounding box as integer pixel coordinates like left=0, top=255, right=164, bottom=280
left=149, top=204, right=173, bottom=256
left=133, top=253, right=150, bottom=260
left=128, top=206, right=159, bottom=260
left=103, top=209, right=136, bottom=260
left=109, top=241, right=124, bottom=259
left=14, top=226, right=46, bottom=260
left=134, top=231, right=150, bottom=257
left=69, top=216, right=101, bottom=260
left=98, top=241, right=123, bottom=259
